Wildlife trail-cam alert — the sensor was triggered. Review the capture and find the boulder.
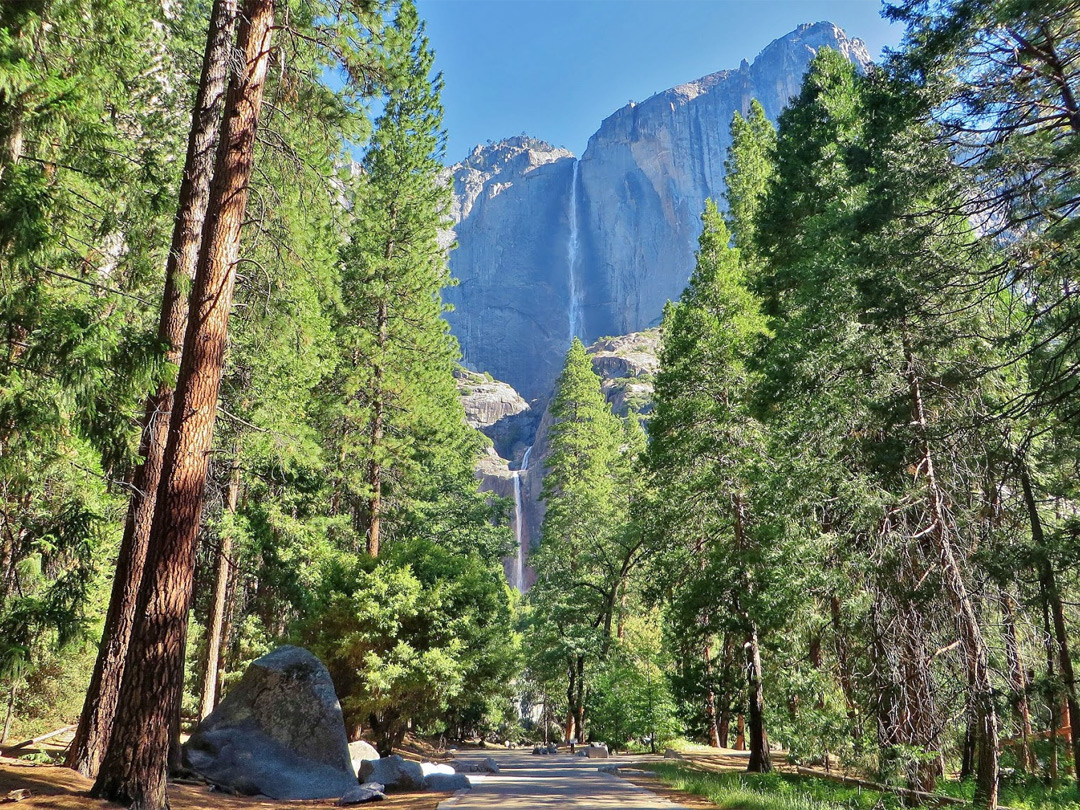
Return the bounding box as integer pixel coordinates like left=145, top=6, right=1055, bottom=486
left=358, top=755, right=425, bottom=791
left=585, top=744, right=609, bottom=759
left=425, top=773, right=471, bottom=792
left=338, top=784, right=386, bottom=805
left=664, top=748, right=681, bottom=759
left=546, top=743, right=558, bottom=754
left=183, top=646, right=358, bottom=800
left=451, top=757, right=499, bottom=774
left=349, top=740, right=380, bottom=774
left=532, top=746, right=544, bottom=755
left=420, top=762, right=455, bottom=777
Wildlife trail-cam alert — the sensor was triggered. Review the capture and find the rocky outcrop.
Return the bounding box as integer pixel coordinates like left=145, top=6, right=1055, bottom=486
left=589, top=330, right=660, bottom=417
left=447, top=23, right=870, bottom=401
left=456, top=367, right=536, bottom=460
left=183, top=646, right=358, bottom=800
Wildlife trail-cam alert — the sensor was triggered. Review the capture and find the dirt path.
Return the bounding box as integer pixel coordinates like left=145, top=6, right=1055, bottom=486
left=0, top=757, right=448, bottom=809
left=438, top=749, right=695, bottom=810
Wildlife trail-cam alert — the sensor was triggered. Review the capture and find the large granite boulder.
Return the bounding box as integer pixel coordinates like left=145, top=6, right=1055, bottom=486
left=183, top=646, right=358, bottom=800
left=358, top=755, right=425, bottom=791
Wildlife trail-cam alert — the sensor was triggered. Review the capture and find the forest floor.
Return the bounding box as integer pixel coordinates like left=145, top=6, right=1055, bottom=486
left=0, top=757, right=450, bottom=809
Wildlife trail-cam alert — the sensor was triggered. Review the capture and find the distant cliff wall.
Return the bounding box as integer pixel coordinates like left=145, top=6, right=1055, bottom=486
left=445, top=22, right=871, bottom=403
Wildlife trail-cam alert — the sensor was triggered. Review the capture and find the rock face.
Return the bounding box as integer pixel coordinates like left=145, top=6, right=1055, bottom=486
left=446, top=22, right=870, bottom=401
left=456, top=367, right=536, bottom=460
left=183, top=646, right=358, bottom=800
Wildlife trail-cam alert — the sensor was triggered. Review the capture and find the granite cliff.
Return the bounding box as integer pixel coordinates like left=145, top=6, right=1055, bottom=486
left=445, top=22, right=871, bottom=402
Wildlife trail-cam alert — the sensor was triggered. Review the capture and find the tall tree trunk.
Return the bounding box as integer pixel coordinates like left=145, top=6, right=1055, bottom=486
left=1000, top=588, right=1034, bottom=771
left=904, top=347, right=997, bottom=810
left=66, top=0, right=238, bottom=779
left=575, top=655, right=586, bottom=743
left=703, top=641, right=721, bottom=748
left=732, top=493, right=770, bottom=772
left=199, top=452, right=241, bottom=718
left=1021, top=459, right=1080, bottom=780
left=365, top=267, right=390, bottom=557
left=830, top=595, right=860, bottom=739
left=746, top=625, right=771, bottom=773
left=91, top=2, right=274, bottom=806
left=717, top=632, right=734, bottom=747
left=565, top=657, right=577, bottom=743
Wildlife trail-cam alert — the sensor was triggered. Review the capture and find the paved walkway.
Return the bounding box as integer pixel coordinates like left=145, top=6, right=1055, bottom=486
left=438, top=749, right=692, bottom=810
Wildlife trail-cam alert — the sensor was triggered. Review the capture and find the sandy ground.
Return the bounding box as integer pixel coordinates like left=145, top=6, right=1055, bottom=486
left=0, top=757, right=449, bottom=809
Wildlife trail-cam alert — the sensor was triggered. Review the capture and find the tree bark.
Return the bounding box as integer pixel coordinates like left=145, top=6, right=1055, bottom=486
left=66, top=0, right=238, bottom=780
left=999, top=589, right=1034, bottom=771
left=746, top=626, right=772, bottom=773
left=199, top=453, right=240, bottom=719
left=91, top=2, right=274, bottom=806
left=703, top=641, right=721, bottom=748
left=830, top=595, right=860, bottom=739
left=1020, top=458, right=1080, bottom=781
left=904, top=347, right=997, bottom=810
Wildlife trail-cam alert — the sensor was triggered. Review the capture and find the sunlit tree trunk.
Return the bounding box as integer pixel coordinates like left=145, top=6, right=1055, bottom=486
left=91, top=1, right=274, bottom=806
left=66, top=0, right=238, bottom=779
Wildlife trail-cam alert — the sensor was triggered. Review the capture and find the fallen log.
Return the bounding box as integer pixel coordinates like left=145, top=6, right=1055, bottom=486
left=0, top=725, right=76, bottom=755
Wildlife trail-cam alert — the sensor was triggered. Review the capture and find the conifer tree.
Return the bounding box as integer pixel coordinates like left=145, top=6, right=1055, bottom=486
left=327, top=0, right=465, bottom=558
left=530, top=338, right=631, bottom=742
left=647, top=200, right=775, bottom=771
left=756, top=51, right=1011, bottom=807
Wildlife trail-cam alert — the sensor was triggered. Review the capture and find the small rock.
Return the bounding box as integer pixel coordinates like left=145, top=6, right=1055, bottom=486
left=338, top=786, right=385, bottom=805
left=546, top=743, right=558, bottom=754
left=532, top=746, right=543, bottom=755
left=349, top=740, right=380, bottom=774
left=598, top=765, right=620, bottom=774
left=664, top=748, right=681, bottom=759
left=425, top=773, right=471, bottom=792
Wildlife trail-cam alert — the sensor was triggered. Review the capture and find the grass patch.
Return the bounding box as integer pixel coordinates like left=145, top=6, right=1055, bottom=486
left=644, top=763, right=905, bottom=810
left=934, top=778, right=1080, bottom=810
left=646, top=763, right=1080, bottom=810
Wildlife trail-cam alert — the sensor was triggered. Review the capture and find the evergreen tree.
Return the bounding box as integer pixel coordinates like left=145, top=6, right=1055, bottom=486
left=326, top=0, right=466, bottom=558
left=646, top=199, right=777, bottom=772
left=529, top=338, right=642, bottom=742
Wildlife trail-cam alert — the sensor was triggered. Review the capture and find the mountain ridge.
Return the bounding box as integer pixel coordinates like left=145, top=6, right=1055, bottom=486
left=445, top=21, right=871, bottom=402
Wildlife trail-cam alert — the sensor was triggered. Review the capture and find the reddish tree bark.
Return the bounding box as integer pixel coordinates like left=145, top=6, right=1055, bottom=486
left=66, top=0, right=238, bottom=779
left=91, top=1, right=274, bottom=806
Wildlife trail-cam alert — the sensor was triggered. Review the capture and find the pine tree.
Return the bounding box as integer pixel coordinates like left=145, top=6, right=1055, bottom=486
left=326, top=0, right=465, bottom=558
left=92, top=1, right=277, bottom=805
left=530, top=338, right=632, bottom=742
left=647, top=200, right=775, bottom=771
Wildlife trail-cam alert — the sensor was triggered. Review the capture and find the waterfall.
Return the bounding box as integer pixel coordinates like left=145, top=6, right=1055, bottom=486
left=511, top=445, right=534, bottom=593
left=566, top=160, right=581, bottom=343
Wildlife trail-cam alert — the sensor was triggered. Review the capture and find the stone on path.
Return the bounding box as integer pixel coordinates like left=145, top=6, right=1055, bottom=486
left=338, top=784, right=386, bottom=804
left=183, top=646, right=358, bottom=800
left=359, top=754, right=426, bottom=791
left=452, top=757, right=499, bottom=774
left=425, top=772, right=471, bottom=791
left=422, top=762, right=456, bottom=777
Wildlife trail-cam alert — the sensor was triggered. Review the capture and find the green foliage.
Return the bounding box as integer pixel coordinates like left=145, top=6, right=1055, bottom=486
left=300, top=538, right=518, bottom=754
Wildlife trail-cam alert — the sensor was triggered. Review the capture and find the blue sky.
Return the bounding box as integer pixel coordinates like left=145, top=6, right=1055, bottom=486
left=416, top=0, right=905, bottom=162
